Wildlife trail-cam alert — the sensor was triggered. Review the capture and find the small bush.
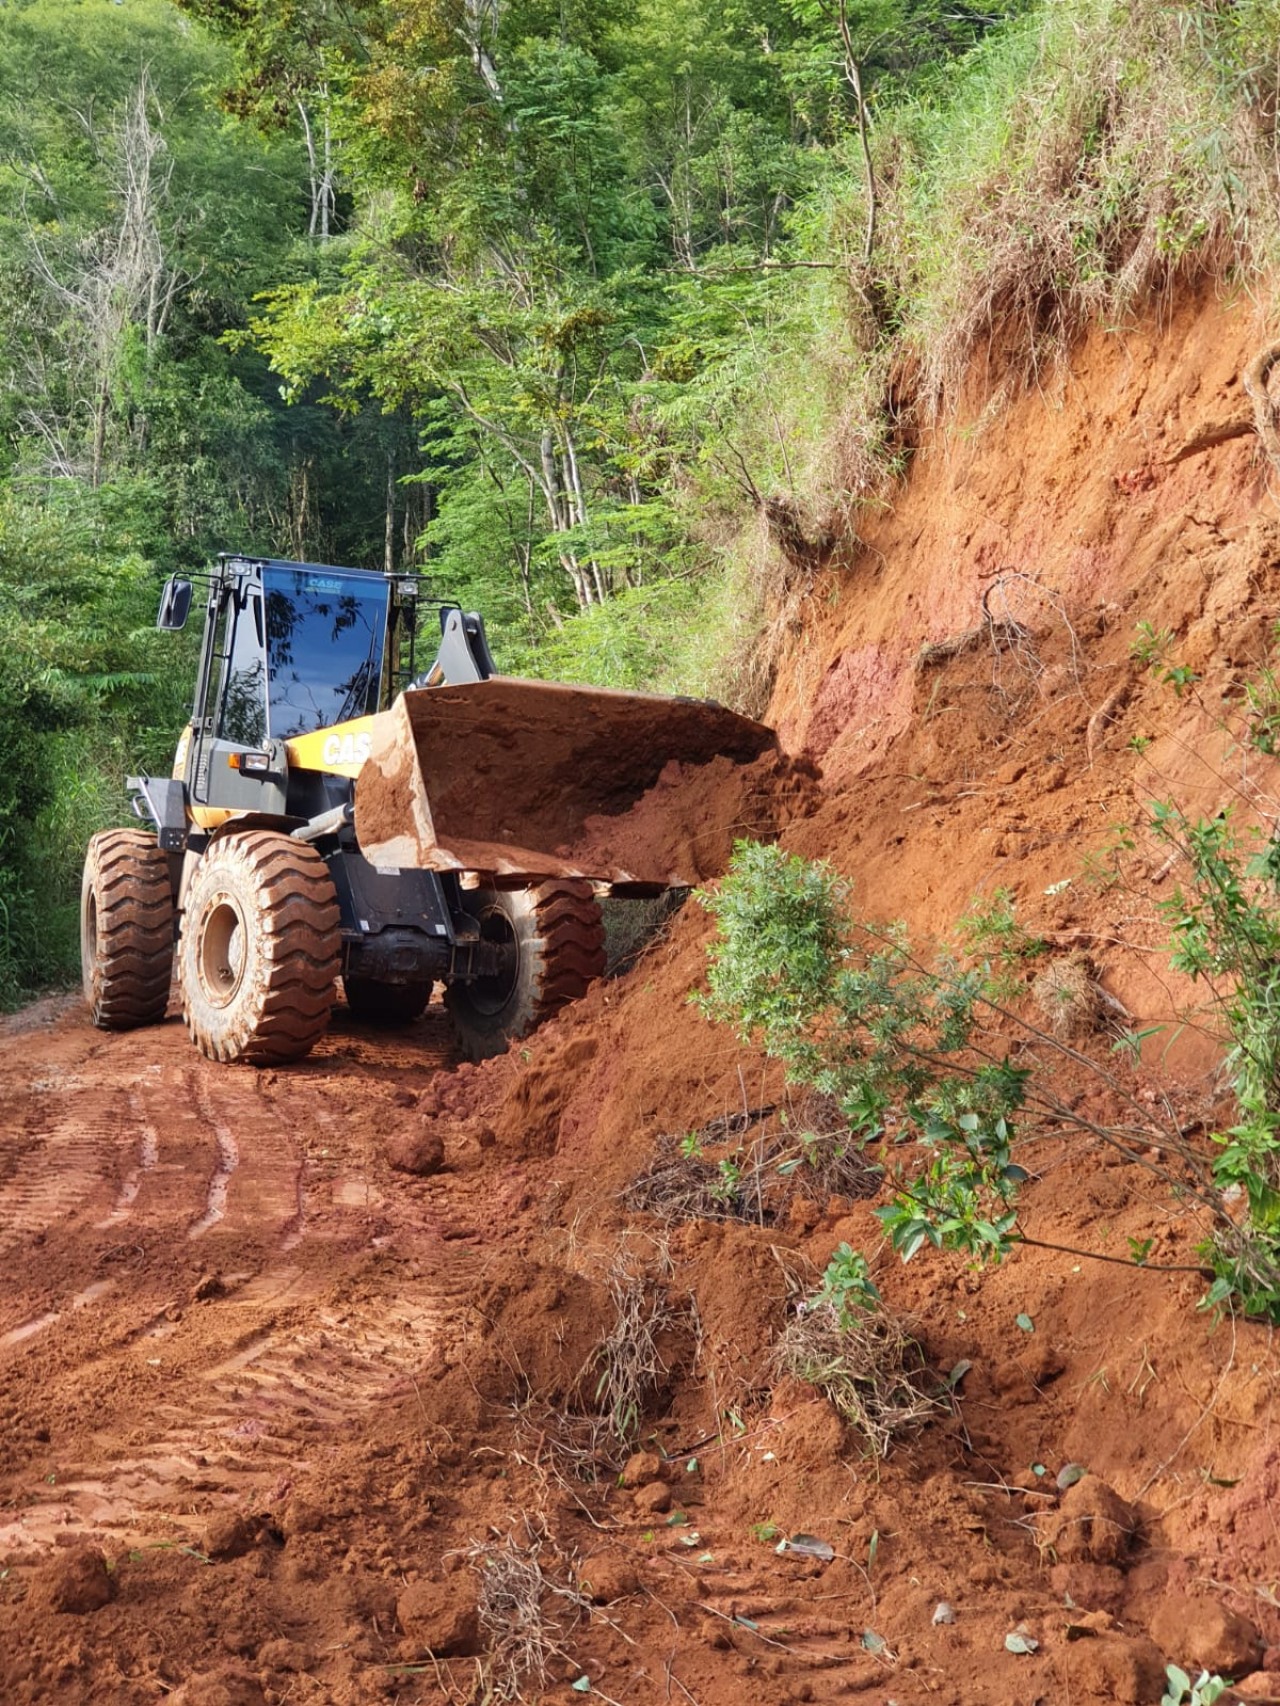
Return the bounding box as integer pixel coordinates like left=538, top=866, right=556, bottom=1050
left=696, top=841, right=1029, bottom=1266
left=697, top=837, right=1280, bottom=1319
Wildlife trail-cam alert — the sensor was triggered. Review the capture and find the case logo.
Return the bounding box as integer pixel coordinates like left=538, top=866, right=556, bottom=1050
left=322, top=731, right=372, bottom=768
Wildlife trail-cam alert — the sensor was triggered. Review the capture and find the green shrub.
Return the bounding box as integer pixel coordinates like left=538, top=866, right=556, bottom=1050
left=697, top=837, right=1280, bottom=1318
left=696, top=842, right=1029, bottom=1264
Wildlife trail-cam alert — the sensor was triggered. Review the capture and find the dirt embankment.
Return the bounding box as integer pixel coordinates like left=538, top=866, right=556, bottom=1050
left=6, top=285, right=1280, bottom=1705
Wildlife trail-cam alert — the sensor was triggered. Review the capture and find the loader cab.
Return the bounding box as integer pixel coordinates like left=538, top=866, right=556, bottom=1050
left=186, top=557, right=394, bottom=808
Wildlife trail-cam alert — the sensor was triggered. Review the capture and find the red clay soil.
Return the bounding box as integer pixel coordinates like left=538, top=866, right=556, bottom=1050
left=7, top=282, right=1280, bottom=1705
left=354, top=681, right=777, bottom=886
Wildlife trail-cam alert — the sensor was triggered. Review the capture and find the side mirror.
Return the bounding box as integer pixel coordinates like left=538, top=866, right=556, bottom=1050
left=156, top=577, right=193, bottom=631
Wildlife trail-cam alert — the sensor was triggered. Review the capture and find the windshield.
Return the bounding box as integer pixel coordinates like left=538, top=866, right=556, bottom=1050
left=262, top=566, right=389, bottom=739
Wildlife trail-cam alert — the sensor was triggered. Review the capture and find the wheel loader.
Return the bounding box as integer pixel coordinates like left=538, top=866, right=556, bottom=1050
left=80, top=554, right=774, bottom=1065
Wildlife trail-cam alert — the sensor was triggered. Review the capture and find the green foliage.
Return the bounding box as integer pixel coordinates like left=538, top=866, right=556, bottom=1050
left=0, top=485, right=190, bottom=1004
left=1151, top=801, right=1280, bottom=1316
left=1132, top=622, right=1201, bottom=698
left=697, top=842, right=1031, bottom=1264
left=814, top=1243, right=881, bottom=1324
left=1242, top=624, right=1280, bottom=755
left=958, top=886, right=1046, bottom=994
left=1162, top=1665, right=1227, bottom=1706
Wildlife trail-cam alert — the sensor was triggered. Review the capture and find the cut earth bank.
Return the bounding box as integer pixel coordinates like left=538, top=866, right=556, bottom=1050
left=4, top=281, right=1280, bottom=1704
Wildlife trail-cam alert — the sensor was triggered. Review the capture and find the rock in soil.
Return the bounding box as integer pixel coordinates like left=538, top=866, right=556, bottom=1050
left=386, top=1126, right=446, bottom=1175
left=28, top=1545, right=115, bottom=1614
left=1038, top=1477, right=1137, bottom=1566
left=1149, top=1594, right=1263, bottom=1676
left=395, top=1580, right=481, bottom=1656
left=580, top=1550, right=639, bottom=1603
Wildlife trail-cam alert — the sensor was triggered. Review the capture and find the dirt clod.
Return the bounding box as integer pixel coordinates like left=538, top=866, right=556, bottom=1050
left=621, top=1450, right=666, bottom=1485
left=386, top=1126, right=445, bottom=1175
left=1149, top=1594, right=1263, bottom=1676
left=1038, top=1478, right=1137, bottom=1566
left=27, top=1545, right=115, bottom=1615
left=1049, top=1562, right=1128, bottom=1615
left=632, top=1479, right=672, bottom=1515
left=166, top=1668, right=266, bottom=1706
left=580, top=1551, right=639, bottom=1603
left=1060, top=1635, right=1167, bottom=1705
left=395, top=1580, right=481, bottom=1656
left=203, top=1512, right=258, bottom=1560
left=1236, top=1673, right=1280, bottom=1700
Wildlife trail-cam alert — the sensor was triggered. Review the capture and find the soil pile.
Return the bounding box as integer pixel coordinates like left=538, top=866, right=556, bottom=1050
left=5, top=284, right=1280, bottom=1703
left=355, top=680, right=777, bottom=885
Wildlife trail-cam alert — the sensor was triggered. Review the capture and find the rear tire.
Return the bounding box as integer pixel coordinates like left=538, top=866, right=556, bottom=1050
left=179, top=831, right=340, bottom=1065
left=445, top=879, right=605, bottom=1062
left=81, top=829, right=175, bottom=1030
left=344, top=976, right=433, bottom=1027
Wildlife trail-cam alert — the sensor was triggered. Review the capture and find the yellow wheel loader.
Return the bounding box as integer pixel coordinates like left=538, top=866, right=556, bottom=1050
left=80, top=555, right=773, bottom=1065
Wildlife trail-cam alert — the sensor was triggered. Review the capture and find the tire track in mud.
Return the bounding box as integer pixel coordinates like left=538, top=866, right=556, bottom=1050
left=0, top=1273, right=475, bottom=1551
left=97, top=1088, right=160, bottom=1228
left=0, top=1073, right=124, bottom=1261
left=0, top=1025, right=481, bottom=1555
left=186, top=1079, right=240, bottom=1239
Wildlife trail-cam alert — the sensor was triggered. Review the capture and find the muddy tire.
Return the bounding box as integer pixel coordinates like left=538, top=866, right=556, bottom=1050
left=81, top=829, right=175, bottom=1030
left=178, top=831, right=340, bottom=1066
left=344, top=976, right=433, bottom=1027
left=445, top=879, right=605, bottom=1063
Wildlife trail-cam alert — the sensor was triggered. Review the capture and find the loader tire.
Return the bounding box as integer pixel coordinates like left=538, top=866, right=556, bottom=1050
left=344, top=976, right=433, bottom=1027
left=446, top=879, right=605, bottom=1063
left=179, top=831, right=340, bottom=1066
left=81, top=829, right=175, bottom=1030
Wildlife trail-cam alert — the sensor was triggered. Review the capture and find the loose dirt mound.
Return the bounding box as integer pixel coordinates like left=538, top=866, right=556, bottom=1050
left=6, top=285, right=1280, bottom=1704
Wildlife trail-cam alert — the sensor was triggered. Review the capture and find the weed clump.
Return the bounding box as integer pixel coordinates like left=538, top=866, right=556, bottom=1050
left=462, top=1521, right=590, bottom=1703
left=624, top=1100, right=879, bottom=1227
left=1031, top=953, right=1102, bottom=1039
left=585, top=1251, right=684, bottom=1452
left=772, top=1247, right=939, bottom=1457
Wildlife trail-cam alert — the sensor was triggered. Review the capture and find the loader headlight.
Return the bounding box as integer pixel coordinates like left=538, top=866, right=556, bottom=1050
left=229, top=751, right=273, bottom=773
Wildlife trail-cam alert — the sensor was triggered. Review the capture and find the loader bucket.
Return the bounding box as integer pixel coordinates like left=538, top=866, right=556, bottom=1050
left=353, top=677, right=776, bottom=889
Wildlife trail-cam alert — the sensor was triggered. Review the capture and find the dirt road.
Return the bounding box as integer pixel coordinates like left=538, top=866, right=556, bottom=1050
left=0, top=997, right=489, bottom=1558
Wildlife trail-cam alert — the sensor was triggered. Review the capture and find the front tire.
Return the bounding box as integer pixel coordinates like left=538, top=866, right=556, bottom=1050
left=178, top=831, right=340, bottom=1065
left=445, top=879, right=605, bottom=1063
left=81, top=829, right=175, bottom=1030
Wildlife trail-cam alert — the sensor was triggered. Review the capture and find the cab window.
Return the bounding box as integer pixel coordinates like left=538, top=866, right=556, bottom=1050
left=262, top=567, right=389, bottom=739
left=217, top=591, right=267, bottom=746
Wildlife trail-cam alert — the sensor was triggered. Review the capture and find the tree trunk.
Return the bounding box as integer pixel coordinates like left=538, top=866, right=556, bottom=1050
left=384, top=449, right=396, bottom=575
